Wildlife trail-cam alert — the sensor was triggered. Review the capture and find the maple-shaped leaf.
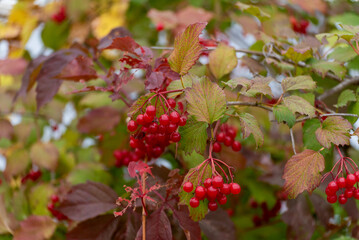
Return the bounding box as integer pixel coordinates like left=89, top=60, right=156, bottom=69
left=315, top=116, right=352, bottom=148
left=77, top=106, right=120, bottom=134
left=281, top=75, right=316, bottom=92
left=224, top=76, right=274, bottom=97
left=312, top=60, right=346, bottom=79
left=283, top=95, right=316, bottom=117
left=199, top=208, right=236, bottom=240
left=273, top=105, right=296, bottom=128
left=167, top=73, right=201, bottom=98
left=334, top=89, right=357, bottom=108
left=168, top=22, right=207, bottom=75
left=13, top=215, right=56, bottom=240
left=235, top=2, right=270, bottom=21
left=57, top=181, right=118, bottom=221
left=236, top=112, right=264, bottom=148
left=185, top=77, right=226, bottom=124
left=57, top=55, right=97, bottom=81
left=100, top=36, right=140, bottom=56
left=30, top=142, right=59, bottom=171
left=283, top=149, right=325, bottom=199
left=178, top=116, right=208, bottom=155
left=136, top=208, right=172, bottom=240
left=145, top=71, right=165, bottom=90
left=282, top=46, right=312, bottom=63
left=0, top=58, right=27, bottom=75
left=0, top=119, right=13, bottom=139
left=209, top=43, right=238, bottom=79
left=98, top=27, right=132, bottom=49
left=173, top=206, right=201, bottom=240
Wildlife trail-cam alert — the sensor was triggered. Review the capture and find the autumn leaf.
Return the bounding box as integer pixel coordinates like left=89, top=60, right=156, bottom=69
left=13, top=215, right=56, bottom=240
left=283, top=95, right=316, bottom=117
left=282, top=46, right=312, bottom=63
left=136, top=208, right=172, bottom=239
left=315, top=116, right=352, bottom=148
left=281, top=75, right=316, bottom=92
left=57, top=56, right=97, bottom=81
left=224, top=76, right=274, bottom=97
left=283, top=150, right=325, bottom=199
left=208, top=43, right=238, bottom=79
left=77, top=107, right=120, bottom=134
left=185, top=77, right=226, bottom=123
left=334, top=89, right=357, bottom=108
left=168, top=22, right=207, bottom=75
left=235, top=2, right=270, bottom=21
left=179, top=116, right=208, bottom=155
left=30, top=142, right=59, bottom=171
left=236, top=112, right=264, bottom=148
left=273, top=105, right=296, bottom=128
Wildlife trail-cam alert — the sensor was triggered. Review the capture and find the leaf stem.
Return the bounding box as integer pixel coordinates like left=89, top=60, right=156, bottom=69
left=289, top=128, right=297, bottom=155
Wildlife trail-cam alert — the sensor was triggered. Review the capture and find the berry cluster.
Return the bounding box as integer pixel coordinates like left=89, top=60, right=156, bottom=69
left=290, top=16, right=309, bottom=34
left=52, top=6, right=66, bottom=23
left=213, top=124, right=241, bottom=153
left=127, top=99, right=186, bottom=160
left=113, top=149, right=140, bottom=167
left=47, top=195, right=68, bottom=221
left=325, top=172, right=359, bottom=204
left=183, top=175, right=241, bottom=211
left=21, top=170, right=42, bottom=184
left=250, top=200, right=281, bottom=227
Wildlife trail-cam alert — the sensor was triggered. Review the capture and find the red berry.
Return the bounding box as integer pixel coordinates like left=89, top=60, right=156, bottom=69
left=143, top=113, right=154, bottom=123
left=167, top=98, right=176, bottom=108
left=327, top=195, right=337, bottom=204
left=167, top=123, right=178, bottom=133
left=208, top=201, right=218, bottom=211
left=51, top=195, right=59, bottom=203
left=189, top=197, right=200, bottom=208
left=337, top=177, right=346, bottom=188
left=338, top=194, right=347, bottom=204
left=135, top=148, right=145, bottom=158
left=47, top=203, right=55, bottom=211
left=152, top=146, right=163, bottom=158
left=227, top=128, right=236, bottom=138
left=146, top=105, right=156, bottom=117
left=354, top=189, right=359, bottom=199
left=224, top=136, right=233, bottom=147
left=170, top=111, right=180, bottom=124
left=354, top=171, right=359, bottom=182
left=156, top=23, right=164, bottom=32
left=148, top=122, right=158, bottom=133
left=158, top=125, right=166, bottom=133
left=230, top=183, right=241, bottom=195
left=195, top=186, right=206, bottom=200
left=127, top=120, right=138, bottom=132
left=328, top=181, right=339, bottom=193
left=183, top=182, right=193, bottom=193
left=231, top=141, right=242, bottom=152
left=346, top=174, right=356, bottom=187
left=216, top=132, right=225, bottom=142
left=136, top=114, right=145, bottom=125
left=207, top=186, right=218, bottom=200
left=218, top=194, right=227, bottom=205
left=221, top=183, right=231, bottom=195
left=159, top=114, right=170, bottom=126
left=178, top=116, right=187, bottom=126
left=204, top=178, right=212, bottom=188
left=325, top=186, right=335, bottom=196
left=130, top=138, right=138, bottom=148
left=213, top=142, right=221, bottom=153
left=170, top=132, right=181, bottom=142
left=345, top=188, right=354, bottom=198
left=212, top=175, right=223, bottom=188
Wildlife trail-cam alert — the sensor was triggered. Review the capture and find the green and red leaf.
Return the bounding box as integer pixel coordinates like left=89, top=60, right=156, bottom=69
left=178, top=116, right=208, bottom=155
left=236, top=112, right=264, bottom=148
left=208, top=43, right=238, bottom=79
left=315, top=116, right=352, bottom=148
left=283, top=95, right=316, bottom=117
left=281, top=75, right=316, bottom=92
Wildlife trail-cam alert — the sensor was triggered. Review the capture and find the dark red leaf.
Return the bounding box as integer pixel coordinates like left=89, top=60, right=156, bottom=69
left=309, top=193, right=333, bottom=226
left=13, top=215, right=56, bottom=240
left=57, top=181, right=118, bottom=221
left=100, top=36, right=140, bottom=56
left=57, top=55, right=97, bottom=81
left=199, top=208, right=236, bottom=240
left=98, top=27, right=132, bottom=50
left=173, top=205, right=201, bottom=240
left=77, top=107, right=120, bottom=134
left=136, top=208, right=172, bottom=240
left=154, top=58, right=180, bottom=82
left=0, top=58, right=27, bottom=75
left=145, top=71, right=165, bottom=90
left=344, top=197, right=359, bottom=222
left=66, top=214, right=120, bottom=240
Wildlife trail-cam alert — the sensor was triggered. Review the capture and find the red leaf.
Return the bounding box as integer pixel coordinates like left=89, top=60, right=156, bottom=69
left=0, top=119, right=14, bottom=139
left=57, top=55, right=97, bottom=81
left=13, top=215, right=56, bottom=240
left=98, top=27, right=132, bottom=50
left=145, top=71, right=165, bottom=90
left=199, top=208, right=236, bottom=240
left=154, top=58, right=180, bottom=82
left=77, top=107, right=120, bottom=134
left=136, top=208, right=172, bottom=240
left=67, top=215, right=120, bottom=240
left=173, top=206, right=201, bottom=240
left=100, top=36, right=140, bottom=56
left=0, top=58, right=27, bottom=75
left=57, top=181, right=118, bottom=221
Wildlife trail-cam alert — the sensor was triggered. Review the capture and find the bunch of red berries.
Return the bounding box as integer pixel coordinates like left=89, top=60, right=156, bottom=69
left=213, top=124, right=242, bottom=153
left=113, top=149, right=140, bottom=167
left=325, top=172, right=359, bottom=204
left=183, top=175, right=241, bottom=211
left=52, top=6, right=66, bottom=23
left=47, top=194, right=68, bottom=221
left=290, top=16, right=309, bottom=34
left=21, top=170, right=42, bottom=184
left=127, top=99, right=186, bottom=160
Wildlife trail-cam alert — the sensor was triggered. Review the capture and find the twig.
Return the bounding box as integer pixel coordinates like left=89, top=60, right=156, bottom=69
left=296, top=113, right=359, bottom=123
left=142, top=157, right=148, bottom=240
left=317, top=76, right=359, bottom=100
left=289, top=128, right=297, bottom=154
left=227, top=101, right=273, bottom=112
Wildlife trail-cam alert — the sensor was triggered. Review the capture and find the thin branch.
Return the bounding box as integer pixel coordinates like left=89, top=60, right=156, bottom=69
left=227, top=101, right=273, bottom=111
left=296, top=113, right=359, bottom=123
left=317, top=77, right=359, bottom=100
left=289, top=128, right=297, bottom=155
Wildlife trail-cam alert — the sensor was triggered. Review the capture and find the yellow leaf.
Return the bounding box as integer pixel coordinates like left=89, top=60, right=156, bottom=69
left=0, top=75, right=14, bottom=88
left=0, top=23, right=20, bottom=39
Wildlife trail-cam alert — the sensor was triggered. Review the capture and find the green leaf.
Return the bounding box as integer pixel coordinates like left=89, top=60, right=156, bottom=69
left=273, top=105, right=296, bottom=128
left=235, top=2, right=270, bottom=21
left=335, top=89, right=356, bottom=108
left=30, top=142, right=59, bottom=171
left=128, top=93, right=156, bottom=118
left=67, top=163, right=113, bottom=185
left=29, top=183, right=55, bottom=216
left=283, top=95, right=316, bottom=117
left=282, top=47, right=312, bottom=63
left=41, top=20, right=70, bottom=50
left=329, top=12, right=359, bottom=26
left=328, top=46, right=358, bottom=62
left=185, top=77, right=226, bottom=123
left=281, top=76, right=316, bottom=92
left=303, top=119, right=322, bottom=151
left=179, top=163, right=211, bottom=221
left=224, top=76, right=274, bottom=97
left=347, top=101, right=359, bottom=124
left=283, top=149, right=325, bottom=199
left=236, top=112, right=264, bottom=148
left=182, top=151, right=205, bottom=168
left=168, top=22, right=207, bottom=75
left=312, top=60, right=346, bottom=79
left=209, top=43, right=238, bottom=79
left=4, top=149, right=30, bottom=179
left=166, top=73, right=199, bottom=98
left=315, top=116, right=352, bottom=148
left=178, top=116, right=208, bottom=155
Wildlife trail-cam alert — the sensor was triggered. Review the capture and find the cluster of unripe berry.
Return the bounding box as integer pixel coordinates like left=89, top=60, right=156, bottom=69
left=213, top=124, right=241, bottom=153
left=113, top=149, right=140, bottom=167
left=127, top=99, right=186, bottom=160
left=47, top=194, right=68, bottom=221
left=21, top=170, right=42, bottom=184
left=183, top=175, right=241, bottom=211
left=325, top=172, right=359, bottom=204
